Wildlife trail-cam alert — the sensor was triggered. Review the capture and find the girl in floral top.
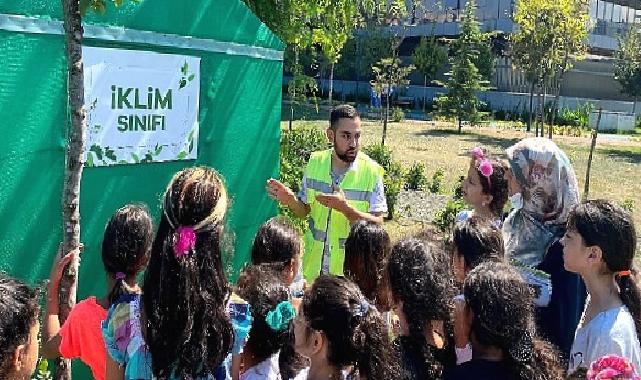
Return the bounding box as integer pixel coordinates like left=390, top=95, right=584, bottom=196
left=104, top=167, right=248, bottom=380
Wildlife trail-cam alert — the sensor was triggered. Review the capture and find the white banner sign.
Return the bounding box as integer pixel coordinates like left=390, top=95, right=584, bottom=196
left=83, top=46, right=200, bottom=166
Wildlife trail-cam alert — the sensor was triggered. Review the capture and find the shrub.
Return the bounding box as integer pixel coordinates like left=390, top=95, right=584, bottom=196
left=620, top=198, right=636, bottom=213
left=392, top=107, right=405, bottom=122
left=405, top=162, right=429, bottom=190
left=364, top=144, right=405, bottom=220
left=433, top=199, right=466, bottom=236
left=433, top=175, right=466, bottom=237
left=279, top=127, right=328, bottom=231
left=429, top=168, right=445, bottom=194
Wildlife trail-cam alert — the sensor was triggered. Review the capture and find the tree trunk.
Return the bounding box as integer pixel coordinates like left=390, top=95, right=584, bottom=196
left=549, top=76, right=562, bottom=139
left=289, top=47, right=300, bottom=132
left=423, top=75, right=428, bottom=114
left=328, top=63, right=335, bottom=113
left=584, top=108, right=602, bottom=201
left=534, top=88, right=541, bottom=137
left=541, top=86, right=547, bottom=138
left=289, top=106, right=294, bottom=131
left=58, top=0, right=87, bottom=378
left=458, top=116, right=463, bottom=134
left=382, top=85, right=390, bottom=145
left=550, top=55, right=569, bottom=140
left=528, top=81, right=535, bottom=132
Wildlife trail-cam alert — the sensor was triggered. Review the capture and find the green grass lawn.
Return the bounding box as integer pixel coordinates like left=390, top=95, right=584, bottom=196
left=281, top=118, right=641, bottom=241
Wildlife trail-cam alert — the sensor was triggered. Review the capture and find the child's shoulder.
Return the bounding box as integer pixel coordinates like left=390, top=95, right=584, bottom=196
left=105, top=294, right=141, bottom=327
left=74, top=296, right=107, bottom=314
left=66, top=296, right=108, bottom=325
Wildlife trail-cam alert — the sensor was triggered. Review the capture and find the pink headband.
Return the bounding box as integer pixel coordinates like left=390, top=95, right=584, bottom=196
left=471, top=147, right=494, bottom=188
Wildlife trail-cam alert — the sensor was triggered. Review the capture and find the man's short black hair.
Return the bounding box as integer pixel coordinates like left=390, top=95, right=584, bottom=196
left=330, top=104, right=360, bottom=130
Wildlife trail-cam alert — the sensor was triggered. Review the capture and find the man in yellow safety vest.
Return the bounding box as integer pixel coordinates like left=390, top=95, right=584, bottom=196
left=266, top=105, right=387, bottom=282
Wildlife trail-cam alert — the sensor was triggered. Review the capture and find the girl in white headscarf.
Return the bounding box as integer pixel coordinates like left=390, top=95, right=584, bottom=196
left=502, top=137, right=586, bottom=358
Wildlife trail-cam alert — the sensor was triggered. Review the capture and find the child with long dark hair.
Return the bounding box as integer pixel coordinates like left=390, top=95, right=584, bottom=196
left=43, top=204, right=153, bottom=380
left=293, top=276, right=399, bottom=380
left=444, top=261, right=564, bottom=380
left=451, top=216, right=504, bottom=365
left=458, top=147, right=509, bottom=227
left=235, top=265, right=300, bottom=380
left=344, top=221, right=391, bottom=308
left=103, top=167, right=235, bottom=380
left=387, top=237, right=456, bottom=379
left=251, top=217, right=305, bottom=300
left=562, top=200, right=641, bottom=374
left=451, top=216, right=504, bottom=285
left=0, top=273, right=40, bottom=380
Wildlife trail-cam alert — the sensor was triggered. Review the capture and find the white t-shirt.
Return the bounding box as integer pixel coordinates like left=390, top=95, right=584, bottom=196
left=569, top=301, right=641, bottom=374
left=241, top=353, right=281, bottom=380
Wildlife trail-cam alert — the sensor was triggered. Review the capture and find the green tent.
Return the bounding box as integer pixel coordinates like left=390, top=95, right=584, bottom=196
left=0, top=1, right=283, bottom=377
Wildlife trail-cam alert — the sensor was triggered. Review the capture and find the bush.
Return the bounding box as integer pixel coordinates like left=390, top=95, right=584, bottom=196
left=405, top=162, right=429, bottom=191
left=433, top=175, right=466, bottom=237
left=433, top=199, right=466, bottom=236
left=453, top=175, right=465, bottom=201
left=363, top=144, right=405, bottom=220
left=620, top=199, right=636, bottom=213
left=279, top=127, right=328, bottom=231
left=429, top=168, right=445, bottom=194
left=392, top=107, right=405, bottom=122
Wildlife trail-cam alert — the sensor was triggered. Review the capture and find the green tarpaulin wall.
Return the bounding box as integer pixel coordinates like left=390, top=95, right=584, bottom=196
left=0, top=0, right=283, bottom=377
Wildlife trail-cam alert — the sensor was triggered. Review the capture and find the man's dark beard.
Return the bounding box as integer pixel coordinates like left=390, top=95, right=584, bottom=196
left=334, top=138, right=357, bottom=163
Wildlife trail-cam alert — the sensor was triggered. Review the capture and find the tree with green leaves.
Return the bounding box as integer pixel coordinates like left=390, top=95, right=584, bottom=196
left=435, top=0, right=487, bottom=133
left=244, top=0, right=317, bottom=125
left=313, top=0, right=407, bottom=110
left=338, top=28, right=393, bottom=105
left=512, top=0, right=588, bottom=137
left=412, top=34, right=448, bottom=112
left=547, top=0, right=589, bottom=138
left=512, top=0, right=557, bottom=134
left=615, top=23, right=641, bottom=115
left=371, top=57, right=415, bottom=145
left=312, top=1, right=360, bottom=110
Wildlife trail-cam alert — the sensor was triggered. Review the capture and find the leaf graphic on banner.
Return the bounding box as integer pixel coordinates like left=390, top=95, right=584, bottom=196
left=90, top=144, right=103, bottom=160
left=187, top=129, right=195, bottom=153
left=188, top=74, right=195, bottom=82
left=144, top=152, right=153, bottom=162
left=177, top=151, right=188, bottom=160
left=181, top=61, right=188, bottom=75
left=131, top=153, right=140, bottom=163
left=86, top=153, right=94, bottom=167
left=105, top=147, right=117, bottom=161
left=155, top=145, right=163, bottom=156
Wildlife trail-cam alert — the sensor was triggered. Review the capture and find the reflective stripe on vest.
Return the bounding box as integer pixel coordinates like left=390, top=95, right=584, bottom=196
left=302, top=149, right=384, bottom=282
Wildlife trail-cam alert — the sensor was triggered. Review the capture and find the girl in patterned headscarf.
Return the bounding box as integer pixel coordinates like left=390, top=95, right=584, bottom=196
left=502, top=137, right=586, bottom=358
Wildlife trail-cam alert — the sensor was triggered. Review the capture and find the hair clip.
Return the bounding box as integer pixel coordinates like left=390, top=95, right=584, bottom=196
left=174, top=226, right=197, bottom=259
left=266, top=301, right=296, bottom=332
left=352, top=299, right=370, bottom=318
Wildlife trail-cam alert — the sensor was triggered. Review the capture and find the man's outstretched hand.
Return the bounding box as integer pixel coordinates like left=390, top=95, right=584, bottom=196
left=266, top=178, right=296, bottom=206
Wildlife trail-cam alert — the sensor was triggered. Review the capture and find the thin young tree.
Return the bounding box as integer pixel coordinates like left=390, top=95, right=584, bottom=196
left=412, top=33, right=447, bottom=112
left=615, top=22, right=641, bottom=115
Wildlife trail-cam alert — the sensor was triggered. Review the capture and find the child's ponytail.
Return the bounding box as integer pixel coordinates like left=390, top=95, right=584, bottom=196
left=617, top=273, right=641, bottom=338
left=101, top=204, right=153, bottom=305
left=351, top=301, right=399, bottom=380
